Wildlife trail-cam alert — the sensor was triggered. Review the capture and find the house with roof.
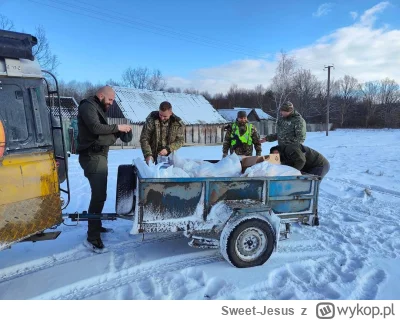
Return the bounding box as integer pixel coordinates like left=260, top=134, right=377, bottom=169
left=46, top=96, right=79, bottom=119
left=107, top=86, right=228, bottom=148
left=217, top=107, right=276, bottom=136
left=46, top=96, right=79, bottom=153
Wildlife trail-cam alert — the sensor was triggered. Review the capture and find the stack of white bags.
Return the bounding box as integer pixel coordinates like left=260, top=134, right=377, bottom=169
left=134, top=152, right=301, bottom=179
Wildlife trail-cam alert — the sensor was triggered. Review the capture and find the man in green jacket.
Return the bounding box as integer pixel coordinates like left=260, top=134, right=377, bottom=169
left=140, top=101, right=185, bottom=164
left=222, top=110, right=262, bottom=158
left=265, top=101, right=306, bottom=146
left=270, top=144, right=330, bottom=179
left=77, top=86, right=132, bottom=252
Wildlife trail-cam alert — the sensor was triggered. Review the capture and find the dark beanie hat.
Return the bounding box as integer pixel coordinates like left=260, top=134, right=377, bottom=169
left=270, top=146, right=280, bottom=154
left=237, top=110, right=247, bottom=118
left=280, top=101, right=294, bottom=112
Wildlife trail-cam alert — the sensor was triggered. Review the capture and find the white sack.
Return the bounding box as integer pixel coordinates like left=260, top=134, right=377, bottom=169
left=243, top=161, right=301, bottom=177
left=192, top=153, right=242, bottom=177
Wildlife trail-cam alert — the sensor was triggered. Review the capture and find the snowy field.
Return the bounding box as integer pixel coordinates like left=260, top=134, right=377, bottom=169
left=0, top=129, right=400, bottom=300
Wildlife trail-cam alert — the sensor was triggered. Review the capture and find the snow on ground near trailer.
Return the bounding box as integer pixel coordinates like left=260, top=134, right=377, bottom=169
left=1, top=129, right=400, bottom=300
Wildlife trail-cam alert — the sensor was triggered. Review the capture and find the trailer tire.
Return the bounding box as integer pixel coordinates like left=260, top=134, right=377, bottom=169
left=221, top=218, right=275, bottom=268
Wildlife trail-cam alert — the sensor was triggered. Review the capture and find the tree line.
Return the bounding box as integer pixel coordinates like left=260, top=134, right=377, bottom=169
left=56, top=53, right=400, bottom=130
left=2, top=15, right=399, bottom=128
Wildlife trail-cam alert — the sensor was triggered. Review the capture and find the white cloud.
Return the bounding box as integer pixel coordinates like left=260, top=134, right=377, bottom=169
left=167, top=60, right=277, bottom=94
left=359, top=1, right=389, bottom=26
left=313, top=3, right=335, bottom=17
left=167, top=2, right=399, bottom=95
left=350, top=11, right=358, bottom=20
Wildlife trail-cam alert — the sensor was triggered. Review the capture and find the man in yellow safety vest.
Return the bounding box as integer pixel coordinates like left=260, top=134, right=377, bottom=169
left=222, top=110, right=262, bottom=158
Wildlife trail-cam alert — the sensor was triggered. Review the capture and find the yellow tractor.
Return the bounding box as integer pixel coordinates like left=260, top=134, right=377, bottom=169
left=0, top=30, right=70, bottom=250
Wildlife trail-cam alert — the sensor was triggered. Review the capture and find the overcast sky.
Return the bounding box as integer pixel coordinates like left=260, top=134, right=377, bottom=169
left=1, top=0, right=399, bottom=94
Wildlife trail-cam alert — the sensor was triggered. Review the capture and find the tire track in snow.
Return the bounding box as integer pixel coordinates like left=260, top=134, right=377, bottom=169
left=326, top=177, right=400, bottom=198
left=257, top=185, right=397, bottom=300
left=0, top=233, right=183, bottom=284
left=34, top=251, right=223, bottom=300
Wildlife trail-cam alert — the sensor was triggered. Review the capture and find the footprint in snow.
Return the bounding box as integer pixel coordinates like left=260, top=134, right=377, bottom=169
left=167, top=274, right=188, bottom=300
left=268, top=267, right=290, bottom=288
left=183, top=267, right=206, bottom=286
left=203, top=277, right=227, bottom=299
left=137, top=278, right=156, bottom=298
left=349, top=269, right=386, bottom=300
left=287, top=263, right=313, bottom=284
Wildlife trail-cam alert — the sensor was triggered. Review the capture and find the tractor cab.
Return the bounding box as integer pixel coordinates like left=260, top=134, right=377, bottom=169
left=0, top=29, right=70, bottom=250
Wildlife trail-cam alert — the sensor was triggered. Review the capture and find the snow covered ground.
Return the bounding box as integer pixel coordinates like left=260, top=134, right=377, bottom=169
left=1, top=129, right=400, bottom=300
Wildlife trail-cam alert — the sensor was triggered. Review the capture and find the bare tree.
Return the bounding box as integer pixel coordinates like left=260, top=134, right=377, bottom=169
left=58, top=80, right=101, bottom=102
left=122, top=67, right=148, bottom=88
left=290, top=69, right=321, bottom=118
left=0, top=14, right=14, bottom=30
left=0, top=17, right=59, bottom=73
left=227, top=84, right=239, bottom=108
left=32, top=26, right=59, bottom=73
left=270, top=52, right=297, bottom=120
left=360, top=81, right=380, bottom=128
left=183, top=88, right=200, bottom=94
left=377, top=78, right=400, bottom=127
left=148, top=69, right=166, bottom=91
left=122, top=67, right=166, bottom=90
left=335, top=75, right=359, bottom=127
left=105, top=79, right=122, bottom=86
left=254, top=84, right=266, bottom=109
left=165, top=87, right=182, bottom=93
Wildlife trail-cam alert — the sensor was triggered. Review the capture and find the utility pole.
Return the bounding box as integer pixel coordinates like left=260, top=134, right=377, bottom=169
left=324, top=65, right=334, bottom=136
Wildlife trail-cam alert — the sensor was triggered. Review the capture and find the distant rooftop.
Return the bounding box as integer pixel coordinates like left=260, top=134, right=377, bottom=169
left=110, top=86, right=227, bottom=125
left=46, top=96, right=78, bottom=119
left=217, top=108, right=275, bottom=122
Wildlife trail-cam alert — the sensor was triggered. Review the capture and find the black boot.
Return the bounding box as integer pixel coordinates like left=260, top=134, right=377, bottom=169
left=84, top=238, right=106, bottom=253
left=100, top=227, right=113, bottom=233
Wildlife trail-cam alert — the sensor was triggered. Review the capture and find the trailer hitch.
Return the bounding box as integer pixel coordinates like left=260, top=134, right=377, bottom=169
left=67, top=211, right=118, bottom=221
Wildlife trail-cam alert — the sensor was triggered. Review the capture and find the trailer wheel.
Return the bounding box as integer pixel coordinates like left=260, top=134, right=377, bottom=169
left=220, top=218, right=275, bottom=268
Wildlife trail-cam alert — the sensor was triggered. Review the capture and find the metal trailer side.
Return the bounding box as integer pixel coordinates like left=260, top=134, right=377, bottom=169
left=128, top=166, right=320, bottom=234
left=115, top=164, right=321, bottom=267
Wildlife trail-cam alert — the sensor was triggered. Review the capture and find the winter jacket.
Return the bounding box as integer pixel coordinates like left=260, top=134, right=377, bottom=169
left=140, top=111, right=185, bottom=160
left=77, top=96, right=132, bottom=154
left=222, top=121, right=262, bottom=156
left=278, top=144, right=329, bottom=171
left=266, top=110, right=306, bottom=146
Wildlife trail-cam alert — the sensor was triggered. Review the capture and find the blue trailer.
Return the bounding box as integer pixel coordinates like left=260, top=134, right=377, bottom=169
left=115, top=163, right=321, bottom=268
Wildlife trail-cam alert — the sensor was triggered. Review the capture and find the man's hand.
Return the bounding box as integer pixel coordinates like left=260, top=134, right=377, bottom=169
left=265, top=134, right=277, bottom=142
left=158, top=149, right=168, bottom=156
left=118, top=124, right=131, bottom=133
left=146, top=156, right=154, bottom=164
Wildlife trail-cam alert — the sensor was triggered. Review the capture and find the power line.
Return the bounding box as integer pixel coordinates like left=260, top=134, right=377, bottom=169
left=25, top=0, right=356, bottom=87
left=28, top=0, right=269, bottom=59
left=68, top=0, right=263, bottom=56
left=28, top=0, right=348, bottom=76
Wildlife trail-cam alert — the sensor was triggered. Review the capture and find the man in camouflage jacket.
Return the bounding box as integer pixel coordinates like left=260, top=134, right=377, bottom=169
left=140, top=101, right=185, bottom=163
left=222, top=110, right=262, bottom=157
left=270, top=144, right=330, bottom=179
left=265, top=101, right=306, bottom=146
